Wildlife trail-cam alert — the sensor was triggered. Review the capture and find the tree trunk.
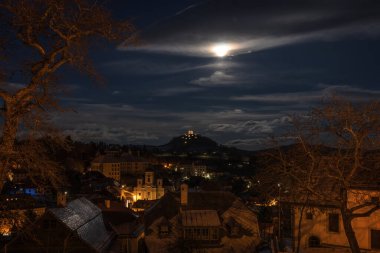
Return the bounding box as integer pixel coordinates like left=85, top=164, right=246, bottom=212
left=341, top=189, right=361, bottom=253
left=0, top=102, right=19, bottom=192
left=341, top=212, right=361, bottom=253
left=295, top=194, right=310, bottom=253
left=295, top=205, right=305, bottom=253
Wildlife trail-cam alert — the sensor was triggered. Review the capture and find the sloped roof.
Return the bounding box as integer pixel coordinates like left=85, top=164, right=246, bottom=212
left=49, top=198, right=113, bottom=252
left=182, top=210, right=221, bottom=227
left=221, top=199, right=260, bottom=237
left=144, top=192, right=180, bottom=227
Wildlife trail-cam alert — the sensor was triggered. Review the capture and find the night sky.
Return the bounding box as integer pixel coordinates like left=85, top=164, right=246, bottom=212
left=56, top=0, right=380, bottom=150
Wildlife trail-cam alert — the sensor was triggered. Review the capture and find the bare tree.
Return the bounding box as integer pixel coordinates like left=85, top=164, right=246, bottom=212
left=0, top=0, right=135, bottom=190
left=258, top=97, right=380, bottom=253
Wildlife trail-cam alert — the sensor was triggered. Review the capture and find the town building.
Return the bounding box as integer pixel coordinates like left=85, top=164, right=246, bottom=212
left=0, top=194, right=46, bottom=238
left=181, top=162, right=209, bottom=177
left=91, top=153, right=150, bottom=182
left=143, top=183, right=261, bottom=252
left=292, top=187, right=380, bottom=253
left=132, top=171, right=165, bottom=202
left=91, top=155, right=122, bottom=182
left=119, top=153, right=149, bottom=176
left=98, top=199, right=145, bottom=253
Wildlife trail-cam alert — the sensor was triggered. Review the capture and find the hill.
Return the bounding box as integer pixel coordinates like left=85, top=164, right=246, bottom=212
left=159, top=130, right=219, bottom=152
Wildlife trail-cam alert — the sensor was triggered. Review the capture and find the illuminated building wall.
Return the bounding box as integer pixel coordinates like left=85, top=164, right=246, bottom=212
left=133, top=172, right=164, bottom=201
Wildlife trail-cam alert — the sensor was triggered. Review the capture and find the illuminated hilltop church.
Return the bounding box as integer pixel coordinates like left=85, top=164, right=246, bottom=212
left=181, top=130, right=198, bottom=144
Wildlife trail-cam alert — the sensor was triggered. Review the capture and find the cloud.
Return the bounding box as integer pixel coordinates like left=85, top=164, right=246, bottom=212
left=230, top=85, right=380, bottom=104
left=104, top=58, right=239, bottom=76
left=230, top=93, right=321, bottom=103
left=224, top=136, right=296, bottom=150
left=63, top=124, right=159, bottom=143
left=155, top=86, right=204, bottom=96
left=208, top=116, right=291, bottom=134
left=120, top=0, right=380, bottom=57
left=190, top=71, right=237, bottom=86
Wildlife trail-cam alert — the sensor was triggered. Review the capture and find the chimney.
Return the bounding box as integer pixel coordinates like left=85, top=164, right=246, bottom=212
left=180, top=184, right=188, bottom=208
left=57, top=191, right=67, bottom=207
left=105, top=199, right=111, bottom=209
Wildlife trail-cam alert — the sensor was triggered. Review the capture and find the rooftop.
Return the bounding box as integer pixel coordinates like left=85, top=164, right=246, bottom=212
left=49, top=197, right=113, bottom=252
left=182, top=210, right=221, bottom=227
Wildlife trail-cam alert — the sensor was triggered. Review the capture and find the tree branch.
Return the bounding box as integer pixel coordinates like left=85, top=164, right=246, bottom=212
left=0, top=88, right=11, bottom=101
left=351, top=205, right=380, bottom=219
left=350, top=201, right=377, bottom=212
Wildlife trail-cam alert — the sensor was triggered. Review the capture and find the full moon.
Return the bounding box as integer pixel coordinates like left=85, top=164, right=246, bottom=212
left=211, top=43, right=230, bottom=57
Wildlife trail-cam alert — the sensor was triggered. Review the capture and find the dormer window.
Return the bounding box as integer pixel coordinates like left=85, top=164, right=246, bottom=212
left=225, top=217, right=242, bottom=238
left=159, top=224, right=169, bottom=237
left=158, top=218, right=170, bottom=237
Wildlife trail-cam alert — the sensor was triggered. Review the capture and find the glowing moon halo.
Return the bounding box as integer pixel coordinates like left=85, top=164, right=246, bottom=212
left=211, top=43, right=231, bottom=57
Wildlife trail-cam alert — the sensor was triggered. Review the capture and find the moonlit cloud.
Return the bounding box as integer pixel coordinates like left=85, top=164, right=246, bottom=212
left=230, top=85, right=380, bottom=104
left=190, top=71, right=237, bottom=86
left=104, top=58, right=239, bottom=76
left=208, top=116, right=291, bottom=134
left=120, top=0, right=380, bottom=57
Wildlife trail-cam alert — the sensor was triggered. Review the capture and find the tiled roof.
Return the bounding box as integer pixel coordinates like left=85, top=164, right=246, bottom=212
left=49, top=198, right=113, bottom=252
left=144, top=192, right=180, bottom=227
left=102, top=209, right=141, bottom=236
left=182, top=210, right=221, bottom=227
